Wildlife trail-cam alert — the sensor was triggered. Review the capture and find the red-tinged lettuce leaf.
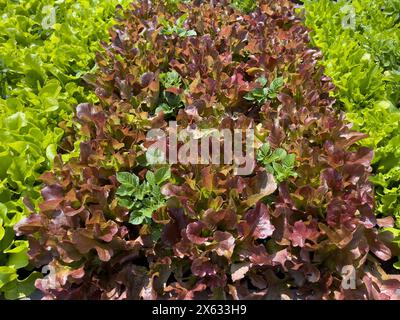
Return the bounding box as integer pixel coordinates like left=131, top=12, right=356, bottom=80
left=186, top=222, right=209, bottom=245
left=238, top=202, right=275, bottom=239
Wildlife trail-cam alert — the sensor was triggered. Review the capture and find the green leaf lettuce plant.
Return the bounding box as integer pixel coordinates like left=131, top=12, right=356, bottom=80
left=303, top=0, right=400, bottom=268
left=0, top=0, right=131, bottom=299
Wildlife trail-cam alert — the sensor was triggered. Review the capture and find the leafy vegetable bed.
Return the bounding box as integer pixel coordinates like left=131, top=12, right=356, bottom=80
left=0, top=0, right=130, bottom=299
left=1, top=0, right=399, bottom=300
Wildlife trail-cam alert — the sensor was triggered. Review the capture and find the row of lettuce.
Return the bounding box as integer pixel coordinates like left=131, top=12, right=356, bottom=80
left=0, top=0, right=130, bottom=299
left=0, top=0, right=399, bottom=299
left=303, top=0, right=400, bottom=269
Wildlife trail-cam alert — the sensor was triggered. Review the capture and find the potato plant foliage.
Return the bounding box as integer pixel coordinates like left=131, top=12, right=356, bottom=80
left=16, top=0, right=400, bottom=299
